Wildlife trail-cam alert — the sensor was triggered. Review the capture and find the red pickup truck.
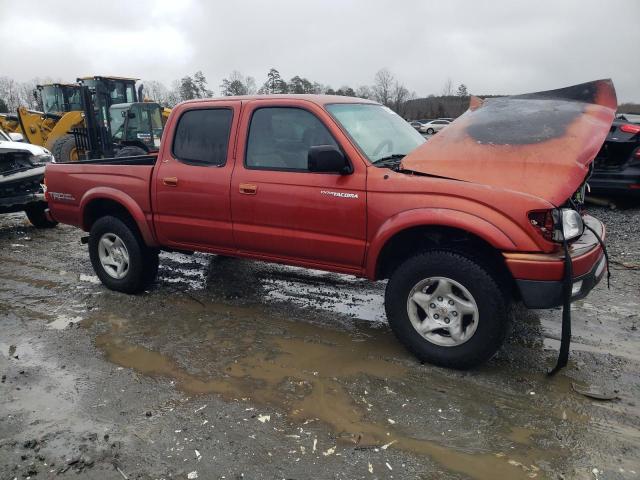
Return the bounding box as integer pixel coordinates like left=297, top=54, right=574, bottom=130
left=44, top=79, right=615, bottom=369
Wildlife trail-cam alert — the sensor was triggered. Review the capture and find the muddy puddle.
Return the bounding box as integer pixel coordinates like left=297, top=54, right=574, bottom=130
left=90, top=295, right=573, bottom=479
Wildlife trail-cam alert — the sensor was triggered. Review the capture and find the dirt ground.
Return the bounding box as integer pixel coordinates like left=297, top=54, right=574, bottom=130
left=0, top=204, right=638, bottom=480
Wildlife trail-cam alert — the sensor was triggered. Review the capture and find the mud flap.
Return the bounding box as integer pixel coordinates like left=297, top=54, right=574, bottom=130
left=548, top=238, right=573, bottom=376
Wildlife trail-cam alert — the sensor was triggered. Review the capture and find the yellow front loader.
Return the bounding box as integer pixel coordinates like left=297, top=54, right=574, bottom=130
left=0, top=84, right=85, bottom=159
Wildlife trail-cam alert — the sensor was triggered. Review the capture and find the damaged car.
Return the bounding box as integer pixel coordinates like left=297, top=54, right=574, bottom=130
left=0, top=128, right=57, bottom=227
left=589, top=119, right=640, bottom=197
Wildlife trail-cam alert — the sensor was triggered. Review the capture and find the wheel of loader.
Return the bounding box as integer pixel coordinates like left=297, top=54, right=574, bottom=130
left=115, top=146, right=148, bottom=158
left=51, top=134, right=80, bottom=162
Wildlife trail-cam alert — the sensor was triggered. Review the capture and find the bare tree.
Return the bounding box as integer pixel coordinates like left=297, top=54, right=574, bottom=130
left=392, top=82, right=411, bottom=116
left=220, top=71, right=256, bottom=96
left=166, top=80, right=183, bottom=107
left=441, top=77, right=454, bottom=97
left=355, top=85, right=372, bottom=99
left=142, top=80, right=170, bottom=105
left=0, top=76, right=23, bottom=112
left=456, top=83, right=469, bottom=97
left=372, top=69, right=395, bottom=107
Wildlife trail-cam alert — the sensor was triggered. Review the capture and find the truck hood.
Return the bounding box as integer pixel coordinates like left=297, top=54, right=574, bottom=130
left=400, top=79, right=617, bottom=205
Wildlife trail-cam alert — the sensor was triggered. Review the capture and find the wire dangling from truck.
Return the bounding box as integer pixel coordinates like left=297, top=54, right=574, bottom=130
left=547, top=234, right=573, bottom=376
left=584, top=223, right=611, bottom=289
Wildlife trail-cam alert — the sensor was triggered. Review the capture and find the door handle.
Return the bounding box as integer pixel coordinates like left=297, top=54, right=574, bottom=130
left=163, top=176, right=178, bottom=187
left=239, top=183, right=257, bottom=195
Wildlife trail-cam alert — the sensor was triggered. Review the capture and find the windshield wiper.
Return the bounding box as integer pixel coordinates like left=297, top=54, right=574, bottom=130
left=372, top=154, right=405, bottom=167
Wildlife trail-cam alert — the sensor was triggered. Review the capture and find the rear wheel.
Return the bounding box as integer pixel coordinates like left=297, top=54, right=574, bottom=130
left=89, top=215, right=158, bottom=293
left=51, top=134, right=79, bottom=162
left=385, top=250, right=507, bottom=369
left=24, top=203, right=57, bottom=228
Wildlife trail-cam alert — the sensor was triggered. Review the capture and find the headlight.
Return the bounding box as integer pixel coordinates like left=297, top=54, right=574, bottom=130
left=33, top=153, right=54, bottom=164
left=553, top=208, right=584, bottom=241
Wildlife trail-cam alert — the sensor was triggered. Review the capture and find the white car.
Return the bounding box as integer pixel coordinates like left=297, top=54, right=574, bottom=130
left=0, top=128, right=57, bottom=227
left=0, top=129, right=55, bottom=162
left=419, top=119, right=450, bottom=135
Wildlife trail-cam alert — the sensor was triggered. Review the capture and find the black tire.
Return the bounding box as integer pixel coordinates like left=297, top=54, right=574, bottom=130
left=51, top=134, right=78, bottom=162
left=115, top=146, right=147, bottom=158
left=385, top=250, right=507, bottom=369
left=24, top=203, right=57, bottom=228
left=426, top=128, right=435, bottom=135
left=88, top=215, right=159, bottom=293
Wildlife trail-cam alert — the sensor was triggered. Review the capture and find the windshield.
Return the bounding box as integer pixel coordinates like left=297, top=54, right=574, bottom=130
left=109, top=106, right=127, bottom=140
left=40, top=85, right=82, bottom=114
left=64, top=86, right=82, bottom=111
left=41, top=85, right=63, bottom=114
left=326, top=103, right=425, bottom=163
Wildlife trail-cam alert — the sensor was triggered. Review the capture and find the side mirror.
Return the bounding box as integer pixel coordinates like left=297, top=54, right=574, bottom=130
left=8, top=132, right=24, bottom=142
left=128, top=111, right=136, bottom=119
left=308, top=145, right=351, bottom=174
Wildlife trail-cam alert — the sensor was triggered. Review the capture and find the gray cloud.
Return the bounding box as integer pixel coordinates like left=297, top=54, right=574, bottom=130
left=1, top=0, right=638, bottom=101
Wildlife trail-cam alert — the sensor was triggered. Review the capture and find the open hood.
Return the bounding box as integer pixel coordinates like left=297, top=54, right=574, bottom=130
left=400, top=80, right=617, bottom=205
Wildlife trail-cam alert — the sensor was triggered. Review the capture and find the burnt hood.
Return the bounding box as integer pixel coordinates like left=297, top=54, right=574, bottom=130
left=400, top=79, right=617, bottom=205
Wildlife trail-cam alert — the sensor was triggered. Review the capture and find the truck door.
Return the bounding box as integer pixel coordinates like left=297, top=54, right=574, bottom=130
left=153, top=101, right=240, bottom=252
left=230, top=100, right=367, bottom=273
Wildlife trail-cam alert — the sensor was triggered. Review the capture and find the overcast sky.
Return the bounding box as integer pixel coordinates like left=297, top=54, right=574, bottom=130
left=1, top=0, right=638, bottom=102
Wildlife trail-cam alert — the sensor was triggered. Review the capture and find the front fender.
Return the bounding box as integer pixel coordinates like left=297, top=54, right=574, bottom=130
left=80, top=187, right=158, bottom=247
left=364, top=208, right=518, bottom=279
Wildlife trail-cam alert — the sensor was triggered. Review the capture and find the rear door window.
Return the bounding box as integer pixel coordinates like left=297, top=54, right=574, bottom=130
left=172, top=109, right=233, bottom=166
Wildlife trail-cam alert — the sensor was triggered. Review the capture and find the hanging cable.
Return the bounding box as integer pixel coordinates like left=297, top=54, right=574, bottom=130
left=548, top=233, right=573, bottom=376
left=584, top=223, right=611, bottom=289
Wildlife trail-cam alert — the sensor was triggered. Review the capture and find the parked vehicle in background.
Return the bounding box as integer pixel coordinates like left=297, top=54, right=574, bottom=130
left=589, top=120, right=640, bottom=197
left=419, top=119, right=450, bottom=134
left=438, top=117, right=454, bottom=122
left=45, top=80, right=614, bottom=370
left=616, top=113, right=640, bottom=124
left=0, top=128, right=57, bottom=227
left=410, top=121, right=423, bottom=130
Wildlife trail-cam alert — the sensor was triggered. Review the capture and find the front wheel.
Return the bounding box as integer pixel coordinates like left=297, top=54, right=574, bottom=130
left=385, top=250, right=507, bottom=369
left=88, top=215, right=158, bottom=293
left=426, top=128, right=435, bottom=135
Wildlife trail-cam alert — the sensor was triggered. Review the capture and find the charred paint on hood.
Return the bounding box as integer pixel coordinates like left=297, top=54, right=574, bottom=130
left=401, top=79, right=617, bottom=205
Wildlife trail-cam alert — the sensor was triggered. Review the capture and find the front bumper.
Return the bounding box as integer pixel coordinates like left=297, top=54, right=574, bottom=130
left=504, top=215, right=607, bottom=309
left=515, top=254, right=606, bottom=308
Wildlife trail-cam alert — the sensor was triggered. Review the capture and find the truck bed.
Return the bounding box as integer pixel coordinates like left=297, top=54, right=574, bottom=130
left=45, top=155, right=157, bottom=230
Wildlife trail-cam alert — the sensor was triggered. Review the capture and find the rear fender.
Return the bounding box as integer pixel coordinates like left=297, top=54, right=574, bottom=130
left=80, top=187, right=157, bottom=246
left=365, top=208, right=517, bottom=279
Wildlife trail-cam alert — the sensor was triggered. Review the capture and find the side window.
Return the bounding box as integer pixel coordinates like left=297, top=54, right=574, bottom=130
left=172, top=109, right=233, bottom=166
left=246, top=107, right=338, bottom=171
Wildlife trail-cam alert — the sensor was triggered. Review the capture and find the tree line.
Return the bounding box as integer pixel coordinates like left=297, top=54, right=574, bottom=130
left=3, top=69, right=639, bottom=120
left=144, top=67, right=431, bottom=118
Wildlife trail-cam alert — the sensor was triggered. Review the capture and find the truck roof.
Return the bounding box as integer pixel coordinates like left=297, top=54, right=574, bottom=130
left=179, top=94, right=379, bottom=106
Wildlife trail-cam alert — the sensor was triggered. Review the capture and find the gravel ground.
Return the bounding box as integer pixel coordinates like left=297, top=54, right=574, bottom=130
left=0, top=203, right=638, bottom=480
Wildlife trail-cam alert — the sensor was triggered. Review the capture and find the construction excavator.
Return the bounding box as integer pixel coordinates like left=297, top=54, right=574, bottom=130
left=0, top=76, right=171, bottom=162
